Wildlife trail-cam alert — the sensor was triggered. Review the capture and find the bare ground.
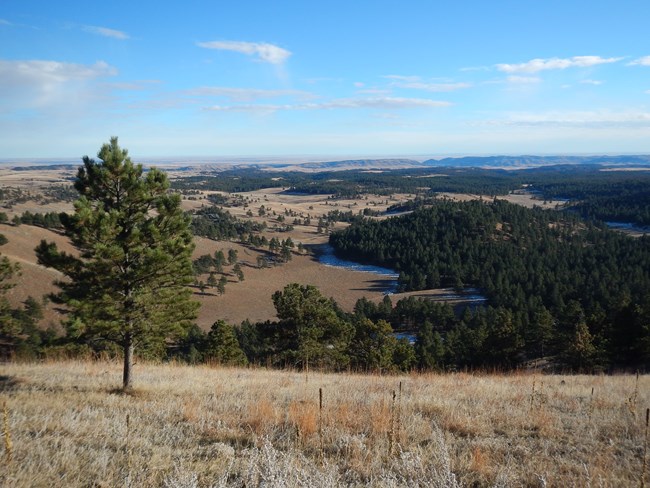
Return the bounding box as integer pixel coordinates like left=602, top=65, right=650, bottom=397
left=191, top=237, right=394, bottom=327
left=0, top=224, right=76, bottom=330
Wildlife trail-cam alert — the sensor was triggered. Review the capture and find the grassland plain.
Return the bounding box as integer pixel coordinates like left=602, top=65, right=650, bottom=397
left=1, top=361, right=648, bottom=487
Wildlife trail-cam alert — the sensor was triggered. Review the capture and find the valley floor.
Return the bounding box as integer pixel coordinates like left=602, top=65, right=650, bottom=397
left=1, top=361, right=647, bottom=487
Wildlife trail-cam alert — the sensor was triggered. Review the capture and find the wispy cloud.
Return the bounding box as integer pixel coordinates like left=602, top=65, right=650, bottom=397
left=383, top=75, right=421, bottom=82
left=184, top=86, right=314, bottom=102
left=0, top=59, right=117, bottom=110
left=384, top=75, right=470, bottom=92
left=580, top=79, right=603, bottom=85
left=628, top=56, right=650, bottom=66
left=507, top=76, right=541, bottom=84
left=356, top=88, right=392, bottom=95
left=197, top=40, right=291, bottom=64
left=497, top=56, right=622, bottom=73
left=0, top=60, right=117, bottom=85
left=0, top=19, right=11, bottom=26
left=397, top=81, right=471, bottom=92
left=206, top=97, right=451, bottom=113
left=83, top=25, right=129, bottom=40
left=102, top=80, right=161, bottom=91
left=460, top=66, right=490, bottom=72
left=483, top=110, right=650, bottom=128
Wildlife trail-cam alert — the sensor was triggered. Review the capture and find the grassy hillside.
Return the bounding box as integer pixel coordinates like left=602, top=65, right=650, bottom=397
left=1, top=361, right=648, bottom=487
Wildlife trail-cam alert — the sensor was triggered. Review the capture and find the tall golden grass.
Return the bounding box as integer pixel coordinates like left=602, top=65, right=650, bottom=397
left=0, top=360, right=648, bottom=487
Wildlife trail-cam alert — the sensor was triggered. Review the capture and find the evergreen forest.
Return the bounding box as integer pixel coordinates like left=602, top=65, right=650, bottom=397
left=330, top=199, right=650, bottom=370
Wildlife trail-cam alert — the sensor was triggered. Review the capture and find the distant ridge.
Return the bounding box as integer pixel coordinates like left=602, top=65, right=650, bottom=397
left=5, top=155, right=650, bottom=173
left=423, top=155, right=650, bottom=168
left=274, top=158, right=422, bottom=171
left=11, top=164, right=78, bottom=171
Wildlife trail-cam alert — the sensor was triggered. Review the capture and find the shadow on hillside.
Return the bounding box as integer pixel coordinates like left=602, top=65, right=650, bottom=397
left=350, top=278, right=397, bottom=293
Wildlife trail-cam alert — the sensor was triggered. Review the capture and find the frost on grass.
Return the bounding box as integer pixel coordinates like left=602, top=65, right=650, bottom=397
left=164, top=430, right=460, bottom=488
left=374, top=427, right=460, bottom=488
left=2, top=362, right=647, bottom=487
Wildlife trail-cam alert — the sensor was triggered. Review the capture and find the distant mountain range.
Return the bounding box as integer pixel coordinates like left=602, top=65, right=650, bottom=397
left=422, top=155, right=650, bottom=168
left=7, top=155, right=650, bottom=172
left=273, top=155, right=650, bottom=171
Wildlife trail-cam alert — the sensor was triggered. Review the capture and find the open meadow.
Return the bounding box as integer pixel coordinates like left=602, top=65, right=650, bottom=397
left=1, top=361, right=648, bottom=487
left=0, top=167, right=414, bottom=328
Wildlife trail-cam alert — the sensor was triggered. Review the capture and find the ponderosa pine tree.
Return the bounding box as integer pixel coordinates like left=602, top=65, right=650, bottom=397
left=205, top=320, right=247, bottom=366
left=35, top=137, right=198, bottom=390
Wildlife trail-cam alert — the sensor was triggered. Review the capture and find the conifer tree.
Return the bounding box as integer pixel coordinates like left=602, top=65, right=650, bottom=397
left=205, top=320, right=247, bottom=366
left=35, top=137, right=198, bottom=390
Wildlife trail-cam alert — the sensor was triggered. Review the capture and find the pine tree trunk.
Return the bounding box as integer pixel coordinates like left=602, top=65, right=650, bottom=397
left=123, top=334, right=134, bottom=391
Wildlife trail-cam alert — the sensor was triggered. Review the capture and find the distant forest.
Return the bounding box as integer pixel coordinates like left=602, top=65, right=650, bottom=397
left=173, top=164, right=650, bottom=225
left=330, top=199, right=650, bottom=370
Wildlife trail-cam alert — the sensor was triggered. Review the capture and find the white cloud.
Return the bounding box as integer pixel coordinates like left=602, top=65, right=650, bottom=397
left=356, top=88, right=392, bottom=95
left=460, top=66, right=490, bottom=72
left=103, top=80, right=161, bottom=91
left=0, top=59, right=117, bottom=110
left=484, top=110, right=650, bottom=128
left=185, top=86, right=314, bottom=101
left=354, top=82, right=365, bottom=88
left=83, top=25, right=129, bottom=40
left=302, top=77, right=344, bottom=84
left=383, top=75, right=421, bottom=82
left=197, top=40, right=291, bottom=64
left=497, top=56, right=622, bottom=73
left=580, top=79, right=603, bottom=85
left=0, top=19, right=11, bottom=25
left=206, top=97, right=451, bottom=112
left=396, top=81, right=471, bottom=92
left=629, top=56, right=650, bottom=66
left=0, top=60, right=117, bottom=86
left=384, top=75, right=470, bottom=92
left=507, top=76, right=541, bottom=84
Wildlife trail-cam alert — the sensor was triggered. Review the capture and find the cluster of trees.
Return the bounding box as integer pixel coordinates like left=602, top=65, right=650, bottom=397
left=190, top=206, right=266, bottom=241
left=0, top=233, right=56, bottom=359
left=193, top=249, right=243, bottom=294
left=529, top=172, right=650, bottom=225
left=13, top=211, right=65, bottom=229
left=41, top=185, right=78, bottom=203
left=0, top=187, right=32, bottom=207
left=331, top=199, right=650, bottom=370
left=234, top=284, right=416, bottom=371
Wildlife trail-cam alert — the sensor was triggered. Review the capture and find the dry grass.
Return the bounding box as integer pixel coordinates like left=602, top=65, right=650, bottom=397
left=1, top=177, right=413, bottom=328
left=1, top=361, right=648, bottom=487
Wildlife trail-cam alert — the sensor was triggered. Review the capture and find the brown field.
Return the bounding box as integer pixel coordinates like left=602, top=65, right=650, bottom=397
left=0, top=224, right=76, bottom=330
left=437, top=190, right=567, bottom=210
left=191, top=238, right=394, bottom=327
left=0, top=219, right=395, bottom=329
left=1, top=360, right=648, bottom=487
left=1, top=169, right=411, bottom=329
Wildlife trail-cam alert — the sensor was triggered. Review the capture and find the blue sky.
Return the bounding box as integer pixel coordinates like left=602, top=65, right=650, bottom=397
left=1, top=0, right=650, bottom=159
